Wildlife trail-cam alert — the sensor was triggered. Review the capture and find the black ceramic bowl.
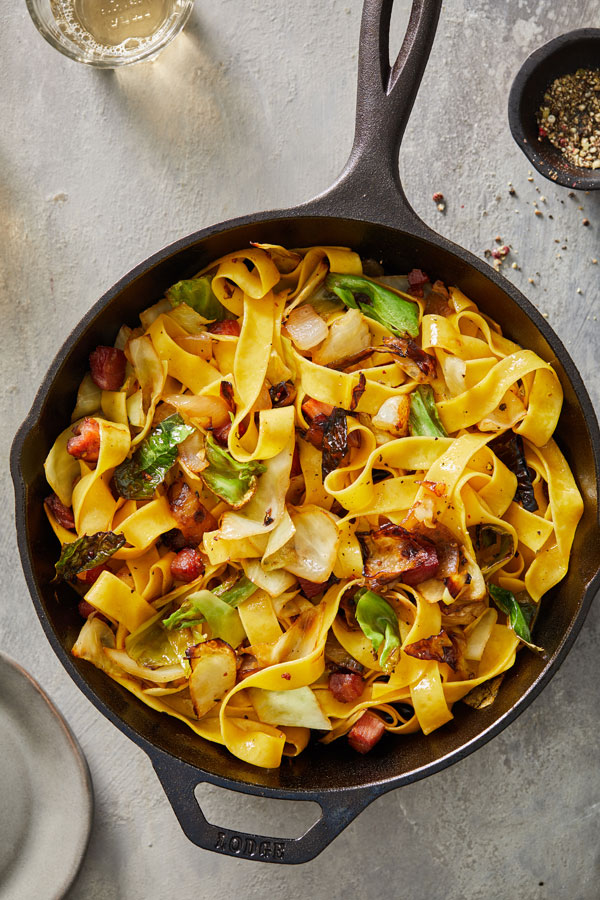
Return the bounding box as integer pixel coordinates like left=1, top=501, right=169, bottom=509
left=508, top=28, right=600, bottom=190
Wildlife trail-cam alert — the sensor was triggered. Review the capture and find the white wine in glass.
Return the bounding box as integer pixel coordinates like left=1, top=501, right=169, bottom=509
left=28, top=0, right=194, bottom=66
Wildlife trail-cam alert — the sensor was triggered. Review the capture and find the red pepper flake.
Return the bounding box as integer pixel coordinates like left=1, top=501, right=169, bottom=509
left=281, top=672, right=291, bottom=680
left=432, top=192, right=444, bottom=202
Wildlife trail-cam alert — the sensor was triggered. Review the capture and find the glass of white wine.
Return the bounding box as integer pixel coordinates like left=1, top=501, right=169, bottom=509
left=26, top=0, right=194, bottom=67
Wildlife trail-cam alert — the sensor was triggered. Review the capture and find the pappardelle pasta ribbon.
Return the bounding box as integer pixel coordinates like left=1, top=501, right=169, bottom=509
left=44, top=244, right=581, bottom=769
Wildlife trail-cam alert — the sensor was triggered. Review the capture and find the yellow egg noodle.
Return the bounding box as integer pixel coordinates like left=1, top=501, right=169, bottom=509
left=43, top=245, right=583, bottom=769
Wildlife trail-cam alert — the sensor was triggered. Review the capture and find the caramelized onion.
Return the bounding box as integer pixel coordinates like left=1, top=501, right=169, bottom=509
left=163, top=393, right=230, bottom=429
left=285, top=304, right=328, bottom=350
left=174, top=333, right=213, bottom=361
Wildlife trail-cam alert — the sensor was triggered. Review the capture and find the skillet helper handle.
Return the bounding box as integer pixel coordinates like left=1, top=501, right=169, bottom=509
left=308, top=0, right=443, bottom=228
left=152, top=755, right=384, bottom=865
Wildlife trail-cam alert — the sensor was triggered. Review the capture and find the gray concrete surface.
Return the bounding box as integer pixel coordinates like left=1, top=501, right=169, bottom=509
left=1, top=1, right=599, bottom=898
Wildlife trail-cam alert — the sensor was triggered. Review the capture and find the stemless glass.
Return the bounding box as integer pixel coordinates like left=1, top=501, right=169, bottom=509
left=26, top=0, right=195, bottom=67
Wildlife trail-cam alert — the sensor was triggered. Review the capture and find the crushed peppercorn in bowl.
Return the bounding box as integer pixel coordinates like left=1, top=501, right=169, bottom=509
left=508, top=28, right=600, bottom=190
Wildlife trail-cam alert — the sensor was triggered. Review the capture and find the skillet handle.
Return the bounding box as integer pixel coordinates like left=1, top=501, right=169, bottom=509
left=305, top=0, right=442, bottom=230
left=151, top=753, right=385, bottom=865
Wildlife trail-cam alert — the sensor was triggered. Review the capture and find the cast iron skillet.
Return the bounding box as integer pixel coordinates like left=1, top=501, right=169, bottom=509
left=11, top=0, right=600, bottom=865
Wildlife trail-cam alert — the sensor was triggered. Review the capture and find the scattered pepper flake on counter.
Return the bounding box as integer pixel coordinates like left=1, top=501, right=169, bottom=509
left=491, top=245, right=510, bottom=261
left=432, top=190, right=446, bottom=212
left=537, top=68, right=600, bottom=169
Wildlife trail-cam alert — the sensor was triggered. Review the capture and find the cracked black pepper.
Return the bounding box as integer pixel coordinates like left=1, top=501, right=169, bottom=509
left=537, top=68, right=600, bottom=169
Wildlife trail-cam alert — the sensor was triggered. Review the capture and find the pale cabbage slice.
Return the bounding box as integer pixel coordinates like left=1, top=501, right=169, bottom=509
left=249, top=604, right=325, bottom=668
left=72, top=617, right=124, bottom=678
left=203, top=421, right=294, bottom=556
left=262, top=505, right=340, bottom=583
left=103, top=648, right=187, bottom=684
left=464, top=608, right=498, bottom=660
left=311, top=308, right=371, bottom=366
left=249, top=686, right=331, bottom=731
left=241, top=559, right=297, bottom=597
left=188, top=639, right=237, bottom=719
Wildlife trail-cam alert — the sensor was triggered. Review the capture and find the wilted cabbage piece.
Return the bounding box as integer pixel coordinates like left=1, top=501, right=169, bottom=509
left=355, top=588, right=401, bottom=672
left=187, top=639, right=237, bottom=719
left=71, top=616, right=121, bottom=677
left=167, top=276, right=228, bottom=322
left=162, top=588, right=247, bottom=648
left=213, top=575, right=259, bottom=607
left=403, top=628, right=459, bottom=671
left=464, top=608, right=497, bottom=661
left=102, top=648, right=187, bottom=684
left=201, top=437, right=266, bottom=509
left=263, top=506, right=340, bottom=583
left=125, top=615, right=191, bottom=671
left=409, top=385, right=447, bottom=438
left=311, top=308, right=371, bottom=366
left=249, top=605, right=324, bottom=668
left=489, top=431, right=538, bottom=512
left=249, top=685, right=331, bottom=730
left=325, top=273, right=420, bottom=338
left=114, top=414, right=194, bottom=500
left=55, top=531, right=125, bottom=581
left=472, top=524, right=516, bottom=575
